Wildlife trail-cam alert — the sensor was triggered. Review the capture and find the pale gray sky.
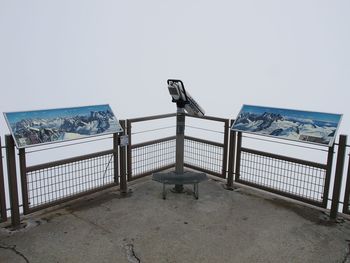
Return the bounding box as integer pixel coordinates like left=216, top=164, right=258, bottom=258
left=1, top=0, right=349, bottom=137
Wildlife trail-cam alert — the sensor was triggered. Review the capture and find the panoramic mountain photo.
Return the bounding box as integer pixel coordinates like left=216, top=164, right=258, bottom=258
left=4, top=104, right=123, bottom=148
left=232, top=105, right=342, bottom=146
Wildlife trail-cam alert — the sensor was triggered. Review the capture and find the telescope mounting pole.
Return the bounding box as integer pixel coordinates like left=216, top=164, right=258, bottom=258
left=174, top=106, right=185, bottom=192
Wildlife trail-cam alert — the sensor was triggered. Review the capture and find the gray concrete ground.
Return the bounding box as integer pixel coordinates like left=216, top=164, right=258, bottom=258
left=1, top=177, right=350, bottom=263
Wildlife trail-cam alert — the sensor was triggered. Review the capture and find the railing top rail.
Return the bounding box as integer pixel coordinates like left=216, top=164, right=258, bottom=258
left=26, top=149, right=116, bottom=172
left=25, top=135, right=115, bottom=154
left=241, top=134, right=330, bottom=152
left=186, top=113, right=230, bottom=123
left=185, top=135, right=224, bottom=148
left=127, top=113, right=176, bottom=123
left=241, top=147, right=327, bottom=169
left=131, top=136, right=176, bottom=149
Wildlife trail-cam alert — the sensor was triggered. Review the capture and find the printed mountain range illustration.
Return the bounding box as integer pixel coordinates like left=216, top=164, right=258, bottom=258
left=232, top=105, right=342, bottom=146
left=4, top=105, right=123, bottom=148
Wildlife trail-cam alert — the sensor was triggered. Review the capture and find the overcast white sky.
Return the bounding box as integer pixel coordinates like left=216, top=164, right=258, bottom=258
left=0, top=0, right=350, bottom=138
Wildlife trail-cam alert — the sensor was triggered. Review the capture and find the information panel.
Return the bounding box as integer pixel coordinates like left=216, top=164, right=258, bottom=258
left=4, top=104, right=123, bottom=148
left=231, top=105, right=342, bottom=146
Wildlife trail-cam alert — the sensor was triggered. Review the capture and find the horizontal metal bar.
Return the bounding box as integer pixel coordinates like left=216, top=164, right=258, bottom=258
left=26, top=182, right=117, bottom=214
left=241, top=135, right=329, bottom=152
left=131, top=136, right=176, bottom=149
left=128, top=113, right=176, bottom=123
left=235, top=179, right=324, bottom=208
left=130, top=164, right=175, bottom=181
left=186, top=113, right=231, bottom=123
left=241, top=147, right=327, bottom=169
left=184, top=163, right=224, bottom=178
left=26, top=149, right=115, bottom=172
left=185, top=136, right=224, bottom=148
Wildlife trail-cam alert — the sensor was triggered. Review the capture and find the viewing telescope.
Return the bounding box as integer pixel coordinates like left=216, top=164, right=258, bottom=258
left=167, top=79, right=205, bottom=117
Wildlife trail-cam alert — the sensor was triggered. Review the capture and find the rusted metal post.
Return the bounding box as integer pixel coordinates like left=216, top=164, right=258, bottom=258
left=5, top=135, right=20, bottom=227
left=343, top=154, right=350, bottom=214
left=226, top=120, right=236, bottom=190
left=222, top=119, right=230, bottom=179
left=330, top=135, right=347, bottom=219
left=19, top=148, right=29, bottom=214
left=0, top=137, right=8, bottom=222
left=113, top=133, right=119, bottom=185
left=235, top=132, right=242, bottom=181
left=323, top=144, right=335, bottom=208
left=126, top=120, right=132, bottom=181
left=119, top=121, right=128, bottom=195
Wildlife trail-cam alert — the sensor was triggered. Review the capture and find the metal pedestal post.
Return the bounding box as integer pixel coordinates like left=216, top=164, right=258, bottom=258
left=173, top=107, right=185, bottom=193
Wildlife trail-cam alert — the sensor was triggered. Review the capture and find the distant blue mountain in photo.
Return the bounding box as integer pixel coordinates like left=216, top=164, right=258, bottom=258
left=4, top=105, right=123, bottom=148
left=232, top=105, right=342, bottom=146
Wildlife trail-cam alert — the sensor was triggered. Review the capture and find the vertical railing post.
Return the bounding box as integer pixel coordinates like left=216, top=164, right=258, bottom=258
left=343, top=153, right=350, bottom=214
left=113, top=133, right=119, bottom=185
left=0, top=137, right=8, bottom=222
left=119, top=120, right=128, bottom=195
left=126, top=120, right=132, bottom=181
left=226, top=120, right=236, bottom=190
left=19, top=148, right=29, bottom=214
left=323, top=144, right=335, bottom=208
left=5, top=135, right=20, bottom=228
left=330, top=135, right=347, bottom=219
left=222, top=119, right=230, bottom=179
left=235, top=132, right=242, bottom=182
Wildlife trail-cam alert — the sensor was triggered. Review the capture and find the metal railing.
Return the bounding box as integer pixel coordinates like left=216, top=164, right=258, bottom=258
left=0, top=137, right=7, bottom=222
left=2, top=113, right=350, bottom=226
left=126, top=113, right=230, bottom=180
left=184, top=115, right=229, bottom=178
left=229, top=131, right=334, bottom=208
left=12, top=133, right=121, bottom=218
left=126, top=114, right=177, bottom=180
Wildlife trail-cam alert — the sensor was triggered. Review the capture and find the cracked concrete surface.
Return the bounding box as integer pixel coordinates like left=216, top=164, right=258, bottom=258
left=124, top=243, right=141, bottom=263
left=1, top=178, right=350, bottom=263
left=0, top=244, right=29, bottom=262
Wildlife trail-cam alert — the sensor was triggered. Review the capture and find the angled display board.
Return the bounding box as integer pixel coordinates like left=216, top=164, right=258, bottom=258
left=4, top=104, right=123, bottom=148
left=231, top=105, right=342, bottom=146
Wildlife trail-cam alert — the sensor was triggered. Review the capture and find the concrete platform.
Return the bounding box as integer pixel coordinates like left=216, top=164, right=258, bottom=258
left=1, top=177, right=350, bottom=263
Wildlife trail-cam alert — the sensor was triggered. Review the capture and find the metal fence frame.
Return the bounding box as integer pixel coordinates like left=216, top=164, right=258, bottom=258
left=126, top=113, right=230, bottom=180
left=0, top=137, right=7, bottom=222
left=184, top=114, right=230, bottom=179
left=231, top=131, right=335, bottom=208
left=17, top=133, right=121, bottom=215
left=126, top=113, right=177, bottom=181
left=3, top=113, right=350, bottom=225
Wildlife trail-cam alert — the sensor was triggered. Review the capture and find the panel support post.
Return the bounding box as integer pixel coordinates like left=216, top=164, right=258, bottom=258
left=119, top=121, right=128, bottom=195
left=0, top=137, right=7, bottom=222
left=126, top=120, right=132, bottom=181
left=330, top=135, right=347, bottom=220
left=19, top=148, right=29, bottom=214
left=222, top=119, right=230, bottom=179
left=113, top=133, right=119, bottom=185
left=235, top=132, right=242, bottom=182
left=323, top=144, right=335, bottom=208
left=5, top=135, right=20, bottom=228
left=226, top=121, right=236, bottom=190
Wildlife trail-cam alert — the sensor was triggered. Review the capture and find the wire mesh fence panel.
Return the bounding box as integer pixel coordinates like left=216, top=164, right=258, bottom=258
left=184, top=137, right=224, bottom=178
left=238, top=148, right=328, bottom=206
left=0, top=140, right=7, bottom=222
left=26, top=151, right=116, bottom=211
left=130, top=137, right=176, bottom=179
